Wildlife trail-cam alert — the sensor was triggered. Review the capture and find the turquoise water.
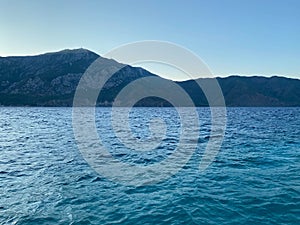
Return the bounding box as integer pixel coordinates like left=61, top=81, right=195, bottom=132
left=0, top=107, right=299, bottom=224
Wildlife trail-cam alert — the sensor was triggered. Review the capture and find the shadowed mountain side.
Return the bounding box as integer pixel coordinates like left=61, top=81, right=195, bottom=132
left=216, top=76, right=300, bottom=106
left=0, top=49, right=299, bottom=106
left=0, top=49, right=157, bottom=106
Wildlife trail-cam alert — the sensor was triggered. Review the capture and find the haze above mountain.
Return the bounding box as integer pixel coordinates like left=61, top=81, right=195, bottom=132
left=0, top=49, right=299, bottom=107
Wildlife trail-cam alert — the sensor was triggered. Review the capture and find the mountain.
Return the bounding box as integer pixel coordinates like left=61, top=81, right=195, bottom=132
left=181, top=76, right=300, bottom=107
left=0, top=49, right=156, bottom=106
left=217, top=76, right=300, bottom=106
left=0, top=49, right=299, bottom=106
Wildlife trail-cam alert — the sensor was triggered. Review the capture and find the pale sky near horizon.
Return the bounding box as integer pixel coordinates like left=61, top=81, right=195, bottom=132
left=1, top=0, right=299, bottom=80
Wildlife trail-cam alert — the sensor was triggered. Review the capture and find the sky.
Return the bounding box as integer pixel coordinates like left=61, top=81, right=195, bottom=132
left=1, top=0, right=300, bottom=80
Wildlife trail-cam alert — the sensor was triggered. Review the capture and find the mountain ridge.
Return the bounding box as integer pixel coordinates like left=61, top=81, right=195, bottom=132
left=0, top=49, right=299, bottom=106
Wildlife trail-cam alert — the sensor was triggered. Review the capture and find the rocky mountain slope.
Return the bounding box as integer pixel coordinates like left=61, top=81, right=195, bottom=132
left=0, top=49, right=299, bottom=106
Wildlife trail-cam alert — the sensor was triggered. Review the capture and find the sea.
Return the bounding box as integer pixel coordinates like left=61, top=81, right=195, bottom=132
left=0, top=107, right=299, bottom=224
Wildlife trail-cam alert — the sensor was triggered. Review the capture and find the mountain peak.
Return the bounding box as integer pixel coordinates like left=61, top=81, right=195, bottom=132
left=44, top=48, right=99, bottom=57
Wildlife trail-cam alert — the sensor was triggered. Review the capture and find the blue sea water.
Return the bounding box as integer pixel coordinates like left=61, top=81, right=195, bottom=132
left=0, top=107, right=299, bottom=224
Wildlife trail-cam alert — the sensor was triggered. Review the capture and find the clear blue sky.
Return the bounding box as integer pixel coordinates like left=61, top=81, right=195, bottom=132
left=1, top=0, right=299, bottom=80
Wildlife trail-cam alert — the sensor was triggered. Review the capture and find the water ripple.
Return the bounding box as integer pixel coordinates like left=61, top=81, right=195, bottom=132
left=0, top=107, right=299, bottom=224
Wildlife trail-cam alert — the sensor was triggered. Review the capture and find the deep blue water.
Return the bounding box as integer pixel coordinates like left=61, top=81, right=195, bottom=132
left=0, top=107, right=299, bottom=224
